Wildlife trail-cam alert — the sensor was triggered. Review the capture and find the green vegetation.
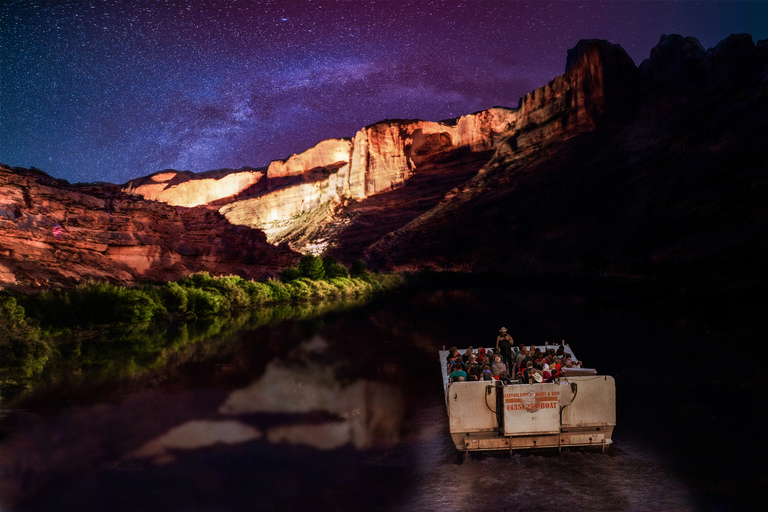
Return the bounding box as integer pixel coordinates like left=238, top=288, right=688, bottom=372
left=0, top=263, right=404, bottom=393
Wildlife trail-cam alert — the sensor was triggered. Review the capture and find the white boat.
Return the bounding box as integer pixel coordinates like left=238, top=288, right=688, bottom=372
left=440, top=345, right=615, bottom=453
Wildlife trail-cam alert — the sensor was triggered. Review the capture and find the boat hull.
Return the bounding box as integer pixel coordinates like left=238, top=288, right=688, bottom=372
left=441, top=349, right=616, bottom=452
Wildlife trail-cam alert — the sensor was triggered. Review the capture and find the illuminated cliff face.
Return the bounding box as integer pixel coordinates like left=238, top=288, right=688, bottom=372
left=124, top=108, right=516, bottom=244
left=120, top=40, right=639, bottom=248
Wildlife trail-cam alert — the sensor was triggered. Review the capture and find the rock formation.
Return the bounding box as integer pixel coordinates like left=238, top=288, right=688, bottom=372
left=363, top=34, right=768, bottom=283
left=4, top=34, right=766, bottom=290
left=0, top=165, right=297, bottom=291
left=122, top=40, right=644, bottom=248
left=123, top=167, right=266, bottom=207
left=124, top=109, right=516, bottom=243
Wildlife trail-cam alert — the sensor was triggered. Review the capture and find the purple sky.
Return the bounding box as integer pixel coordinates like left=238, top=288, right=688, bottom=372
left=2, top=1, right=767, bottom=184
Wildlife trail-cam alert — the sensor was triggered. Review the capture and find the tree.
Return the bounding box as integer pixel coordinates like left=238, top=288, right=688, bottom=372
left=298, top=254, right=325, bottom=280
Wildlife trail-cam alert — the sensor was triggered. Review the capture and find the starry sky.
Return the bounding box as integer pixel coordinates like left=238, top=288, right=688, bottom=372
left=1, top=1, right=767, bottom=185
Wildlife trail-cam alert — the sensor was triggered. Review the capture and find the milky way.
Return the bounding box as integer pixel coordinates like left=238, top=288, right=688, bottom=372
left=1, top=0, right=766, bottom=184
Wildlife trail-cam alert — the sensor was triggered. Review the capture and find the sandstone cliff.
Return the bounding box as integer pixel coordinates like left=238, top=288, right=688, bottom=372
left=0, top=165, right=297, bottom=291
left=362, top=34, right=768, bottom=283
left=213, top=110, right=515, bottom=242
left=6, top=34, right=765, bottom=290
left=122, top=40, right=643, bottom=250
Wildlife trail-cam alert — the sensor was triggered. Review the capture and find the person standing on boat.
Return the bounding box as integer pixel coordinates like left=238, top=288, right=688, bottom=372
left=496, top=327, right=514, bottom=370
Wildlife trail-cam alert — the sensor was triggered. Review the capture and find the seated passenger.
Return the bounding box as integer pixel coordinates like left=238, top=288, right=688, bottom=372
left=550, top=361, right=563, bottom=379
left=564, top=357, right=582, bottom=368
left=500, top=371, right=513, bottom=385
left=491, top=356, right=506, bottom=379
left=521, top=360, right=534, bottom=383
left=463, top=346, right=474, bottom=363
left=482, top=365, right=493, bottom=381
left=449, top=364, right=467, bottom=381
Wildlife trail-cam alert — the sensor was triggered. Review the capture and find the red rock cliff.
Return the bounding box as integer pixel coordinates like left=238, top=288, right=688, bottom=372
left=123, top=40, right=641, bottom=251
left=0, top=165, right=296, bottom=291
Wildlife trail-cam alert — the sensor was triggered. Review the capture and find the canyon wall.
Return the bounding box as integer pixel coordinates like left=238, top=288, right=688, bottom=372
left=495, top=39, right=639, bottom=159
left=124, top=167, right=266, bottom=207
left=215, top=110, right=516, bottom=241
left=123, top=40, right=637, bottom=246
left=0, top=165, right=296, bottom=291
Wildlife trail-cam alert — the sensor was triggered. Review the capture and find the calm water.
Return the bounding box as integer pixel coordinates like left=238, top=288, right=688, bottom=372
left=0, top=276, right=763, bottom=511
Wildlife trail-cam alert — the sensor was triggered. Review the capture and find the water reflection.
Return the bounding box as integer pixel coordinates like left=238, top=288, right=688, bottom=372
left=124, top=335, right=405, bottom=466
left=0, top=277, right=763, bottom=511
left=129, top=420, right=263, bottom=464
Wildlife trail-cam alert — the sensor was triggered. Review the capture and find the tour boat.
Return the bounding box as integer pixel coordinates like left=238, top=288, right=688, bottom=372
left=441, top=345, right=615, bottom=453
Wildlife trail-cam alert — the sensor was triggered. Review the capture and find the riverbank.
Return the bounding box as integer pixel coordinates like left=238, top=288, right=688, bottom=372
left=0, top=262, right=405, bottom=399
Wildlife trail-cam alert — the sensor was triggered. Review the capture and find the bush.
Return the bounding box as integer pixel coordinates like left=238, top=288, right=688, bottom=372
left=0, top=295, right=50, bottom=381
left=23, top=282, right=164, bottom=327
left=323, top=257, right=349, bottom=279
left=265, top=279, right=291, bottom=302
left=185, top=287, right=225, bottom=316
left=240, top=280, right=272, bottom=305
left=162, top=281, right=189, bottom=315
left=209, top=276, right=250, bottom=312
left=350, top=260, right=367, bottom=277
left=285, top=279, right=313, bottom=301
left=279, top=267, right=302, bottom=282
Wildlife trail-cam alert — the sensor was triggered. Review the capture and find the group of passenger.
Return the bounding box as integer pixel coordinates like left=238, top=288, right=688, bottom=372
left=446, top=327, right=583, bottom=385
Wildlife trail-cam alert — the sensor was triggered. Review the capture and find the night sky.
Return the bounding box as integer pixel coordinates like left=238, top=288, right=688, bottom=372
left=2, top=1, right=767, bottom=185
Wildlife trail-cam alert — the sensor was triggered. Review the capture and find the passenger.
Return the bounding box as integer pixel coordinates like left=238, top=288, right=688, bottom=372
left=520, top=349, right=534, bottom=375
left=521, top=360, right=534, bottom=383
left=550, top=360, right=563, bottom=379
left=500, top=371, right=513, bottom=385
left=468, top=365, right=481, bottom=381
left=491, top=355, right=506, bottom=379
left=496, top=327, right=514, bottom=370
left=477, top=346, right=487, bottom=363
left=482, top=365, right=493, bottom=381
left=515, top=344, right=527, bottom=362
left=449, top=363, right=467, bottom=381
left=564, top=357, right=582, bottom=368
left=465, top=355, right=480, bottom=372
left=463, top=346, right=474, bottom=363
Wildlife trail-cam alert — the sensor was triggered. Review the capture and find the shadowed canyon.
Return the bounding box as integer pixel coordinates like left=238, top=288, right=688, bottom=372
left=2, top=34, right=767, bottom=291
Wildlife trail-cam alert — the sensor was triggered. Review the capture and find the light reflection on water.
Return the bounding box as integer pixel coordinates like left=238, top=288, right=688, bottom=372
left=0, top=279, right=762, bottom=511
left=403, top=405, right=699, bottom=512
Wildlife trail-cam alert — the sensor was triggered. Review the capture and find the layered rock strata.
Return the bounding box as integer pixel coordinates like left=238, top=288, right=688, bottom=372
left=0, top=165, right=296, bottom=291
left=123, top=40, right=642, bottom=247
left=124, top=109, right=516, bottom=243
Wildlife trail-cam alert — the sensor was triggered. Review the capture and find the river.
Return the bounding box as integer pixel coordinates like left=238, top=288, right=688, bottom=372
left=0, top=276, right=763, bottom=511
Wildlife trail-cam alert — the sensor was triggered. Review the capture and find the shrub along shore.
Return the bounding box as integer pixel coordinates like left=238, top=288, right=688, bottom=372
left=0, top=256, right=404, bottom=392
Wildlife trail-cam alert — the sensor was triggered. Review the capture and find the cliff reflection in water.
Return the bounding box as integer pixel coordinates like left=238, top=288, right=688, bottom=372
left=128, top=335, right=405, bottom=465
left=1, top=276, right=763, bottom=512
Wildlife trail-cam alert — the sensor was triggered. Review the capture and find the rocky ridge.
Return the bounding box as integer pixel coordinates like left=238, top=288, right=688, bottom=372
left=0, top=166, right=296, bottom=291
left=3, top=34, right=766, bottom=290
left=123, top=39, right=644, bottom=250
left=363, top=33, right=768, bottom=281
